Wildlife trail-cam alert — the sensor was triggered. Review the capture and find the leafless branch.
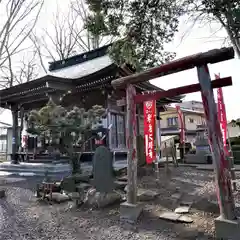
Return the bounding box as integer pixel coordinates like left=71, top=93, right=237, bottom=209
left=184, top=0, right=240, bottom=58
left=71, top=0, right=91, bottom=50
left=0, top=0, right=44, bottom=68
left=29, top=33, right=48, bottom=74
left=1, top=45, right=38, bottom=87
left=31, top=5, right=88, bottom=65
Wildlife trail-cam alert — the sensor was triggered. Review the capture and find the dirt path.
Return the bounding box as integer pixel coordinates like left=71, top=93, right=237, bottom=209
left=0, top=167, right=239, bottom=240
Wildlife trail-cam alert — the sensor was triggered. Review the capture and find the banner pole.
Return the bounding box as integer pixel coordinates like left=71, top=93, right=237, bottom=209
left=155, top=106, right=161, bottom=180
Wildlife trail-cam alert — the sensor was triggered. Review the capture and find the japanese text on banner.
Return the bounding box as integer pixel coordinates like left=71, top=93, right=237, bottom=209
left=144, top=100, right=156, bottom=164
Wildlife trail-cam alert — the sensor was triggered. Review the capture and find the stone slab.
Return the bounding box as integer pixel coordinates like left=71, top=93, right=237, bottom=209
left=174, top=206, right=190, bottom=214
left=137, top=189, right=159, bottom=201
left=85, top=190, right=122, bottom=208
left=159, top=211, right=181, bottom=221
left=117, top=175, right=128, bottom=182
left=180, top=200, right=194, bottom=207
left=215, top=216, right=240, bottom=240
left=114, top=181, right=127, bottom=190
left=171, top=193, right=182, bottom=200
left=159, top=211, right=193, bottom=223
left=178, top=215, right=193, bottom=223
left=47, top=192, right=70, bottom=203
left=120, top=202, right=143, bottom=223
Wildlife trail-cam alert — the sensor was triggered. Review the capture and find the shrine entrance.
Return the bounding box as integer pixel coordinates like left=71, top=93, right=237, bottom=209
left=111, top=47, right=238, bottom=236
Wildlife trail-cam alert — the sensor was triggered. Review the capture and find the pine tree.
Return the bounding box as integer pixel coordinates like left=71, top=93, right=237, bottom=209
left=27, top=101, right=106, bottom=173
left=84, top=0, right=189, bottom=71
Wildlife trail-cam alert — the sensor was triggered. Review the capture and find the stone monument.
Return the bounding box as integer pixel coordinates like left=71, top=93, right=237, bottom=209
left=185, top=125, right=211, bottom=164
left=92, top=146, right=114, bottom=192
left=84, top=146, right=121, bottom=208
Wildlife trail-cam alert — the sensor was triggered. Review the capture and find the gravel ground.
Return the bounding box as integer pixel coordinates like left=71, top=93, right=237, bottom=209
left=0, top=166, right=240, bottom=240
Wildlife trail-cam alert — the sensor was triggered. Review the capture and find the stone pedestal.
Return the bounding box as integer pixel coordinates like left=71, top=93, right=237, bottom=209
left=215, top=216, right=240, bottom=240
left=0, top=189, right=6, bottom=198
left=120, top=201, right=143, bottom=223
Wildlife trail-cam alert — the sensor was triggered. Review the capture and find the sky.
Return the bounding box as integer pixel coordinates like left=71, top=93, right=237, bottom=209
left=0, top=0, right=239, bottom=123
left=150, top=17, right=240, bottom=121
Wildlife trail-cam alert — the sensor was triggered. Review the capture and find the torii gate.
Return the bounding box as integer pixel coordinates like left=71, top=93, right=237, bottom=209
left=111, top=47, right=236, bottom=226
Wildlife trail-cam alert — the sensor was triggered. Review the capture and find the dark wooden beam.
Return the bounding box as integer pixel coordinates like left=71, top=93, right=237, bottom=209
left=46, top=81, right=74, bottom=91
left=111, top=47, right=234, bottom=89
left=1, top=88, right=51, bottom=105
left=21, top=99, right=48, bottom=110
left=134, top=77, right=232, bottom=104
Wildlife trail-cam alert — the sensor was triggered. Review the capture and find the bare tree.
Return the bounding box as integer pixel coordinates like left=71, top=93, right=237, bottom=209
left=186, top=1, right=240, bottom=58
left=30, top=1, right=118, bottom=75
left=30, top=3, right=88, bottom=67
left=70, top=0, right=92, bottom=51
left=0, top=0, right=44, bottom=68
left=0, top=47, right=38, bottom=87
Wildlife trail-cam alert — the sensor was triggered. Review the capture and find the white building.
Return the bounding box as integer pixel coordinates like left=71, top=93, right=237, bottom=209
left=177, top=100, right=204, bottom=112
left=228, top=121, right=240, bottom=138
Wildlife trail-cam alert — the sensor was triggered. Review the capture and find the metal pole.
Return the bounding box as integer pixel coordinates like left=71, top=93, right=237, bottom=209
left=155, top=110, right=161, bottom=180
left=164, top=142, right=169, bottom=174
left=126, top=84, right=137, bottom=204
left=197, top=65, right=236, bottom=220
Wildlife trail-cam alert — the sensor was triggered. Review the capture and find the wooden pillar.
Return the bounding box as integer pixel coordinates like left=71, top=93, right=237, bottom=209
left=197, top=65, right=236, bottom=220
left=19, top=106, right=24, bottom=151
left=126, top=84, right=137, bottom=204
left=11, top=105, right=19, bottom=164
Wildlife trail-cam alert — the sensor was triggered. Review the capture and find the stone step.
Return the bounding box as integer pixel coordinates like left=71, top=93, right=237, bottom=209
left=0, top=163, right=72, bottom=174
left=36, top=155, right=69, bottom=160
left=28, top=159, right=69, bottom=164
left=158, top=211, right=193, bottom=223
left=117, top=175, right=128, bottom=182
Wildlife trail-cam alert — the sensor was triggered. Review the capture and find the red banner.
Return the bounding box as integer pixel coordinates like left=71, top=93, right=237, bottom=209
left=216, top=74, right=229, bottom=156
left=176, top=106, right=185, bottom=144
left=144, top=100, right=156, bottom=164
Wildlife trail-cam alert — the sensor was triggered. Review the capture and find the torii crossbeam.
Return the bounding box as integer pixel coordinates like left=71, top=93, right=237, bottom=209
left=112, top=47, right=236, bottom=224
